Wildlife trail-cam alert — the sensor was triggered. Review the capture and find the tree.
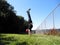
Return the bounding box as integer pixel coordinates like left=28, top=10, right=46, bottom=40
left=17, top=16, right=29, bottom=34
left=0, top=0, right=29, bottom=34
left=0, top=0, right=19, bottom=33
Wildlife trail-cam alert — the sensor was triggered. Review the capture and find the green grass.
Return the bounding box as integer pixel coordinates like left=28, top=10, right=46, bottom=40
left=0, top=34, right=60, bottom=45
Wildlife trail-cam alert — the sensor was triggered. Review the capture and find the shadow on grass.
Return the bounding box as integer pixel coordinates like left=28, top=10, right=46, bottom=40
left=0, top=34, right=28, bottom=45
left=0, top=34, right=16, bottom=45
left=0, top=41, right=10, bottom=45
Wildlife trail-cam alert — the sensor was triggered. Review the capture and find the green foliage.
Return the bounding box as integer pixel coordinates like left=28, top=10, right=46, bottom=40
left=17, top=16, right=28, bottom=33
left=0, top=34, right=60, bottom=45
left=0, top=0, right=19, bottom=33
left=0, top=0, right=29, bottom=33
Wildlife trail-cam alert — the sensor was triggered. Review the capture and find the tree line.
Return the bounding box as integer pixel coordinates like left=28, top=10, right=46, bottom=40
left=0, top=0, right=29, bottom=34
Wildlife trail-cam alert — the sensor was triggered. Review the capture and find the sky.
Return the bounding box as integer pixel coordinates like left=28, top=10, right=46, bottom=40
left=7, top=0, right=60, bottom=30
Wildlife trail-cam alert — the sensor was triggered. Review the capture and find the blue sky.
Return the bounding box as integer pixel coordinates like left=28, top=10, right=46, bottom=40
left=7, top=0, right=60, bottom=30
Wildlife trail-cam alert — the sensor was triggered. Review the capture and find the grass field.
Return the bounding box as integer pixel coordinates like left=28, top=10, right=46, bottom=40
left=0, top=34, right=60, bottom=45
